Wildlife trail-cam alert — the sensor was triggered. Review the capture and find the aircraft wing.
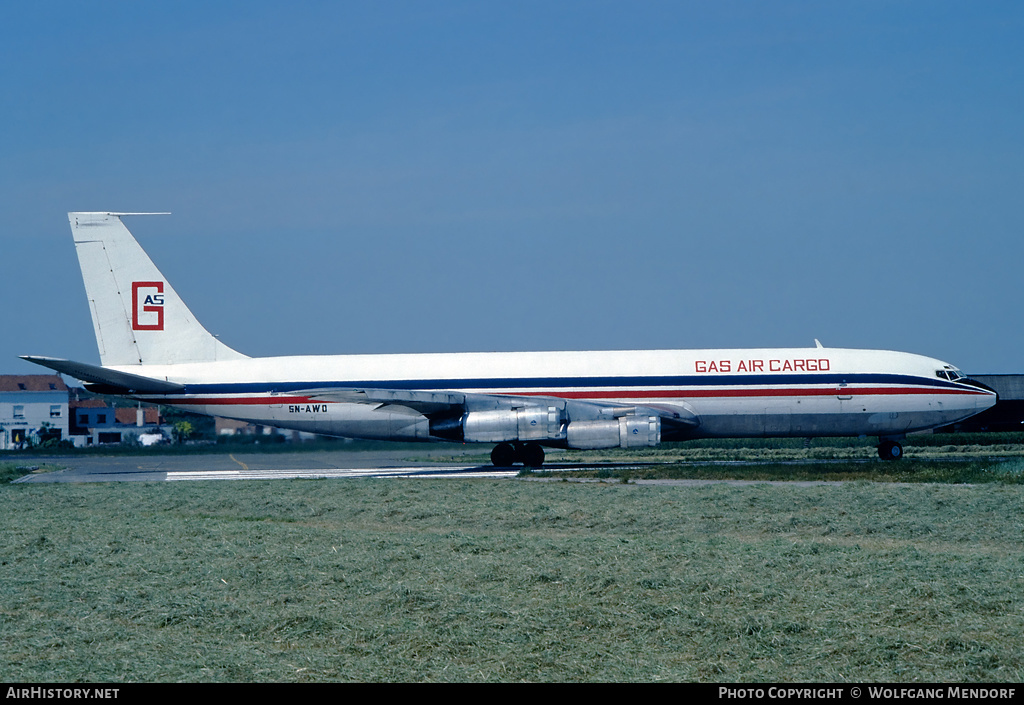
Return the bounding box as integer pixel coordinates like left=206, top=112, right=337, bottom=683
left=298, top=387, right=470, bottom=416
left=297, top=387, right=535, bottom=416
left=298, top=386, right=700, bottom=428
left=20, top=356, right=187, bottom=393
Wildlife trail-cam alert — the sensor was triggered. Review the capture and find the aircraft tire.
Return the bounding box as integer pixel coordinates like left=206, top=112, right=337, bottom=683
left=491, top=443, right=517, bottom=467
left=518, top=442, right=545, bottom=468
left=877, top=441, right=904, bottom=461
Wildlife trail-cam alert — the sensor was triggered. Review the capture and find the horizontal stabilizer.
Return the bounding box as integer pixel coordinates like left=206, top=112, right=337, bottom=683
left=20, top=356, right=186, bottom=393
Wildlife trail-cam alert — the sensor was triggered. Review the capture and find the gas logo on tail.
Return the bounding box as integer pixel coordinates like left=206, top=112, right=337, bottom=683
left=132, top=281, right=165, bottom=331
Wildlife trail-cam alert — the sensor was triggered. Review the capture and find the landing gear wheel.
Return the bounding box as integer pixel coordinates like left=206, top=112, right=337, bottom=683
left=878, top=441, right=904, bottom=461
left=518, top=442, right=545, bottom=468
left=491, top=443, right=517, bottom=467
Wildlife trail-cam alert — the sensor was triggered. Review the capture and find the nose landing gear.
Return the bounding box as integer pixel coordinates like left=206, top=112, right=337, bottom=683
left=877, top=440, right=904, bottom=461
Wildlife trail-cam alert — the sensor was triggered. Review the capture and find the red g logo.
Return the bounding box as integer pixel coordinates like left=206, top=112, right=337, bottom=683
left=132, top=282, right=165, bottom=331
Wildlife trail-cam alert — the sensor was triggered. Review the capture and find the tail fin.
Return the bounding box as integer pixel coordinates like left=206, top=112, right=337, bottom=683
left=69, top=212, right=248, bottom=366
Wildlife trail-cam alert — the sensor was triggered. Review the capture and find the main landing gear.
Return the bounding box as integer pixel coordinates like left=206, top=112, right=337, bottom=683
left=491, top=442, right=545, bottom=468
left=877, top=440, right=904, bottom=461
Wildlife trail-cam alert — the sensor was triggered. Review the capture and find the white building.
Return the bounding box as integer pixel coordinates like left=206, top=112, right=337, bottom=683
left=0, top=375, right=69, bottom=450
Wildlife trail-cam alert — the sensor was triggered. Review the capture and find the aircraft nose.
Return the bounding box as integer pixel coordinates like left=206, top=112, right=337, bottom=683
left=960, top=378, right=999, bottom=408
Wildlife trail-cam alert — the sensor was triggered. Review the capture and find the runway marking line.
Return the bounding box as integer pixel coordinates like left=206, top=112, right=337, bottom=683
left=162, top=467, right=519, bottom=481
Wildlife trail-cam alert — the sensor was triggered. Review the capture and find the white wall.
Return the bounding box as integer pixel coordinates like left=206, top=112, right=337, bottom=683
left=0, top=391, right=69, bottom=449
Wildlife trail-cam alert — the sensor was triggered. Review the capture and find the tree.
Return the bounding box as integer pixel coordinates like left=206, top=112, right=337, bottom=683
left=172, top=420, right=194, bottom=444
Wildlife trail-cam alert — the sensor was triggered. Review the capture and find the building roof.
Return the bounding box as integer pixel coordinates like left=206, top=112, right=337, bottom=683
left=216, top=417, right=251, bottom=432
left=70, top=398, right=111, bottom=409
left=0, top=375, right=68, bottom=392
left=114, top=407, right=161, bottom=425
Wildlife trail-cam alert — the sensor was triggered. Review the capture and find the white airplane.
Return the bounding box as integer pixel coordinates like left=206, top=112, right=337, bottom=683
left=22, top=212, right=997, bottom=464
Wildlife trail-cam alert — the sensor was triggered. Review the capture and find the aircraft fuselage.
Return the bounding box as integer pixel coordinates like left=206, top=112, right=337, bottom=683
left=106, top=347, right=995, bottom=443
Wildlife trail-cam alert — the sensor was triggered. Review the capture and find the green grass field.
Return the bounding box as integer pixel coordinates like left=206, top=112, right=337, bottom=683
left=2, top=452, right=1023, bottom=682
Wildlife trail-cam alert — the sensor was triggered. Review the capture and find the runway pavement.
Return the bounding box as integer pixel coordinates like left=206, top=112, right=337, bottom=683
left=7, top=451, right=895, bottom=487
left=10, top=449, right=522, bottom=483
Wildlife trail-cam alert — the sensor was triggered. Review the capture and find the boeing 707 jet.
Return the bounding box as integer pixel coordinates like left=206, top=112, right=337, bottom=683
left=22, top=213, right=997, bottom=464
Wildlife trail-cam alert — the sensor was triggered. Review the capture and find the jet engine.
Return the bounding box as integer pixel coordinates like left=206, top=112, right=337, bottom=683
left=430, top=405, right=661, bottom=449
left=565, top=415, right=661, bottom=449
left=431, top=406, right=565, bottom=443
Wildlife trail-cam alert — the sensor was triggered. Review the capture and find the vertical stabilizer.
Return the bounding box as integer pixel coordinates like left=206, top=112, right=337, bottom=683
left=70, top=212, right=248, bottom=366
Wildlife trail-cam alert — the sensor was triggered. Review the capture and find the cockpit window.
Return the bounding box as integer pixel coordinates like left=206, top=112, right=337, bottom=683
left=936, top=367, right=964, bottom=382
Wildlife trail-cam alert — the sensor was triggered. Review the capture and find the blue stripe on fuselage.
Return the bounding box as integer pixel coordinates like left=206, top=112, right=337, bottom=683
left=157, top=372, right=967, bottom=397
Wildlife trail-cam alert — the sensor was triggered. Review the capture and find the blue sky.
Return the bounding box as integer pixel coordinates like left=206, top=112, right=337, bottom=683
left=3, top=1, right=1023, bottom=373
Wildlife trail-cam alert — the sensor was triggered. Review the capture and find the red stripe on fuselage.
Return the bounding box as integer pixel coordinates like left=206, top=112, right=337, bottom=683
left=525, top=386, right=989, bottom=400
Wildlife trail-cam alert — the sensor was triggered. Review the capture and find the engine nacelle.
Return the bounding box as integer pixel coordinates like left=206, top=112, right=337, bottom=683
left=565, top=415, right=661, bottom=450
left=432, top=406, right=565, bottom=443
